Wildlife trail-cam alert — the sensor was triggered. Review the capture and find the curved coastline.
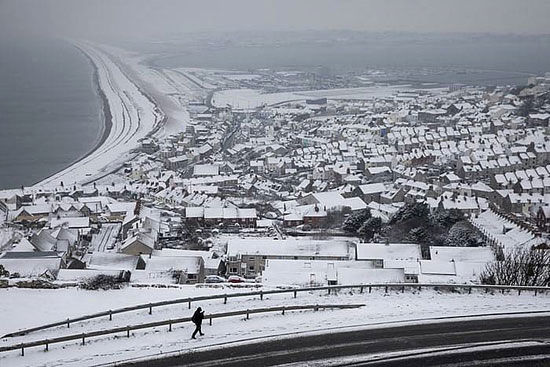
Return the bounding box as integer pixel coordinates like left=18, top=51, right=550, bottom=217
left=31, top=44, right=113, bottom=187
left=79, top=46, right=114, bottom=165
left=33, top=41, right=165, bottom=188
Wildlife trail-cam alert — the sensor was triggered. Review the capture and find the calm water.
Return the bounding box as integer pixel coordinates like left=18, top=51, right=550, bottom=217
left=0, top=38, right=102, bottom=189
left=151, top=33, right=550, bottom=86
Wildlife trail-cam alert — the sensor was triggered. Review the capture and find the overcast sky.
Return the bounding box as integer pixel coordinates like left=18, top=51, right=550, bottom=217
left=1, top=0, right=550, bottom=40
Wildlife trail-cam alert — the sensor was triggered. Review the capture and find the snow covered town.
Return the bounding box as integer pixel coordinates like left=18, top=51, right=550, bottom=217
left=1, top=67, right=549, bottom=291
left=3, top=1, right=550, bottom=365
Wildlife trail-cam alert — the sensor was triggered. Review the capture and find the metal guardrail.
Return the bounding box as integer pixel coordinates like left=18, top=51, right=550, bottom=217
left=0, top=304, right=364, bottom=356
left=3, top=282, right=549, bottom=338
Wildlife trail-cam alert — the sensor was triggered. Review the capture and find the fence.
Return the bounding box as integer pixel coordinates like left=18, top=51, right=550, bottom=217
left=3, top=282, right=549, bottom=339
left=0, top=304, right=364, bottom=356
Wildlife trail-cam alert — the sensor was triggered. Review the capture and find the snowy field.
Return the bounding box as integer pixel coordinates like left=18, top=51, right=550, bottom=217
left=1, top=286, right=549, bottom=366
left=34, top=41, right=165, bottom=188
left=211, top=85, right=434, bottom=109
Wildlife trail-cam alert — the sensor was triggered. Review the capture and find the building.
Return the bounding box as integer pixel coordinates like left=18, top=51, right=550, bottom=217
left=184, top=207, right=257, bottom=228
left=119, top=234, right=155, bottom=256
left=0, top=251, right=64, bottom=278
left=262, top=259, right=403, bottom=286
left=226, top=238, right=353, bottom=278
left=356, top=243, right=422, bottom=267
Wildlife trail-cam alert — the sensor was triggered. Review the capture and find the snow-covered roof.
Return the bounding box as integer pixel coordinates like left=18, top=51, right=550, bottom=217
left=356, top=243, right=422, bottom=261
left=143, top=256, right=202, bottom=273
left=88, top=253, right=140, bottom=271
left=227, top=238, right=352, bottom=259
left=50, top=216, right=90, bottom=229
left=429, top=246, right=495, bottom=263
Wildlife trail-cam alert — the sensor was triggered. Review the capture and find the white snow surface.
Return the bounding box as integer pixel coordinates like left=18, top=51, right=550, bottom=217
left=0, top=228, right=13, bottom=251
left=211, top=85, right=439, bottom=109
left=0, top=286, right=549, bottom=367
left=470, top=210, right=542, bottom=251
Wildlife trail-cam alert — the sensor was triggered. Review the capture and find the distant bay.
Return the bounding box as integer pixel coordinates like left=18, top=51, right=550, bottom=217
left=150, top=33, right=549, bottom=86
left=0, top=37, right=102, bottom=189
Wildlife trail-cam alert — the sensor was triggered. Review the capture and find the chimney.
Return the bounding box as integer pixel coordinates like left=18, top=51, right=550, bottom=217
left=134, top=199, right=141, bottom=215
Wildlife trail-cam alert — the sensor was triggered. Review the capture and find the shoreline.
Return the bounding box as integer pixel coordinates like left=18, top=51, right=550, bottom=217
left=79, top=46, right=114, bottom=169
left=32, top=41, right=165, bottom=189
left=31, top=43, right=113, bottom=187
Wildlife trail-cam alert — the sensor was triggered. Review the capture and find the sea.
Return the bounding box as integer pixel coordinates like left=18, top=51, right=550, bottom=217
left=0, top=37, right=102, bottom=189
left=150, top=33, right=550, bottom=85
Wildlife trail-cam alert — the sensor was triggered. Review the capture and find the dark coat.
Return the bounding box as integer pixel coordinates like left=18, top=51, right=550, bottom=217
left=192, top=309, right=205, bottom=325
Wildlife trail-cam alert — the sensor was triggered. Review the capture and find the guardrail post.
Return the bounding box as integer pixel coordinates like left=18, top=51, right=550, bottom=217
left=224, top=296, right=227, bottom=304
left=109, top=310, right=112, bottom=321
left=45, top=340, right=49, bottom=352
left=67, top=318, right=70, bottom=328
left=260, top=291, right=263, bottom=300
left=282, top=307, right=285, bottom=315
left=20, top=344, right=24, bottom=356
left=501, top=289, right=505, bottom=294
left=328, top=288, right=331, bottom=295
left=468, top=287, right=472, bottom=294
left=169, top=322, right=172, bottom=332
left=360, top=286, right=363, bottom=294
left=485, top=287, right=488, bottom=294
left=314, top=304, right=319, bottom=311
left=518, top=289, right=521, bottom=296
left=209, top=318, right=212, bottom=326
left=385, top=286, right=388, bottom=293
left=149, top=304, right=152, bottom=315
left=82, top=334, right=85, bottom=345
left=401, top=286, right=405, bottom=293
left=535, top=289, right=538, bottom=296
left=418, top=286, right=421, bottom=291
left=293, top=290, right=297, bottom=298
left=246, top=310, right=249, bottom=320
left=369, top=286, right=372, bottom=293
left=188, top=300, right=191, bottom=309
left=126, top=326, right=130, bottom=338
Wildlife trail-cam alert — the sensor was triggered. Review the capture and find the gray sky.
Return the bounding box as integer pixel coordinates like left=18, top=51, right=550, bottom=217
left=1, top=0, right=550, bottom=39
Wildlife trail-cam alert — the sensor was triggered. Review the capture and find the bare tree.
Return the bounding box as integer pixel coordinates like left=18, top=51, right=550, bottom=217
left=480, top=247, right=550, bottom=286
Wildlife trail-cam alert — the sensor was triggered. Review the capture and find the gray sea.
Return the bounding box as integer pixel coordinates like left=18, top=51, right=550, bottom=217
left=148, top=32, right=550, bottom=86
left=0, top=37, right=102, bottom=189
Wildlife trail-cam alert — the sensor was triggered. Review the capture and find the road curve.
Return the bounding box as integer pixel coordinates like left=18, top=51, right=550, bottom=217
left=118, top=315, right=550, bottom=367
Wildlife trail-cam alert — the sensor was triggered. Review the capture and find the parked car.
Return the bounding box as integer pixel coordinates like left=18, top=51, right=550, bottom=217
left=228, top=275, right=246, bottom=283
left=205, top=275, right=226, bottom=283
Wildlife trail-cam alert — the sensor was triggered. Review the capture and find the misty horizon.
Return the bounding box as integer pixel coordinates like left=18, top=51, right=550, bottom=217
left=2, top=0, right=550, bottom=42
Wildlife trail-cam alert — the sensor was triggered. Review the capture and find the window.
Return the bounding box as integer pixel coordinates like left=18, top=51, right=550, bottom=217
left=230, top=267, right=238, bottom=273
left=249, top=265, right=255, bottom=271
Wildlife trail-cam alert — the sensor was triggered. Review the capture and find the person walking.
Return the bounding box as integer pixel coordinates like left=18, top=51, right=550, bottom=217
left=191, top=307, right=205, bottom=339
